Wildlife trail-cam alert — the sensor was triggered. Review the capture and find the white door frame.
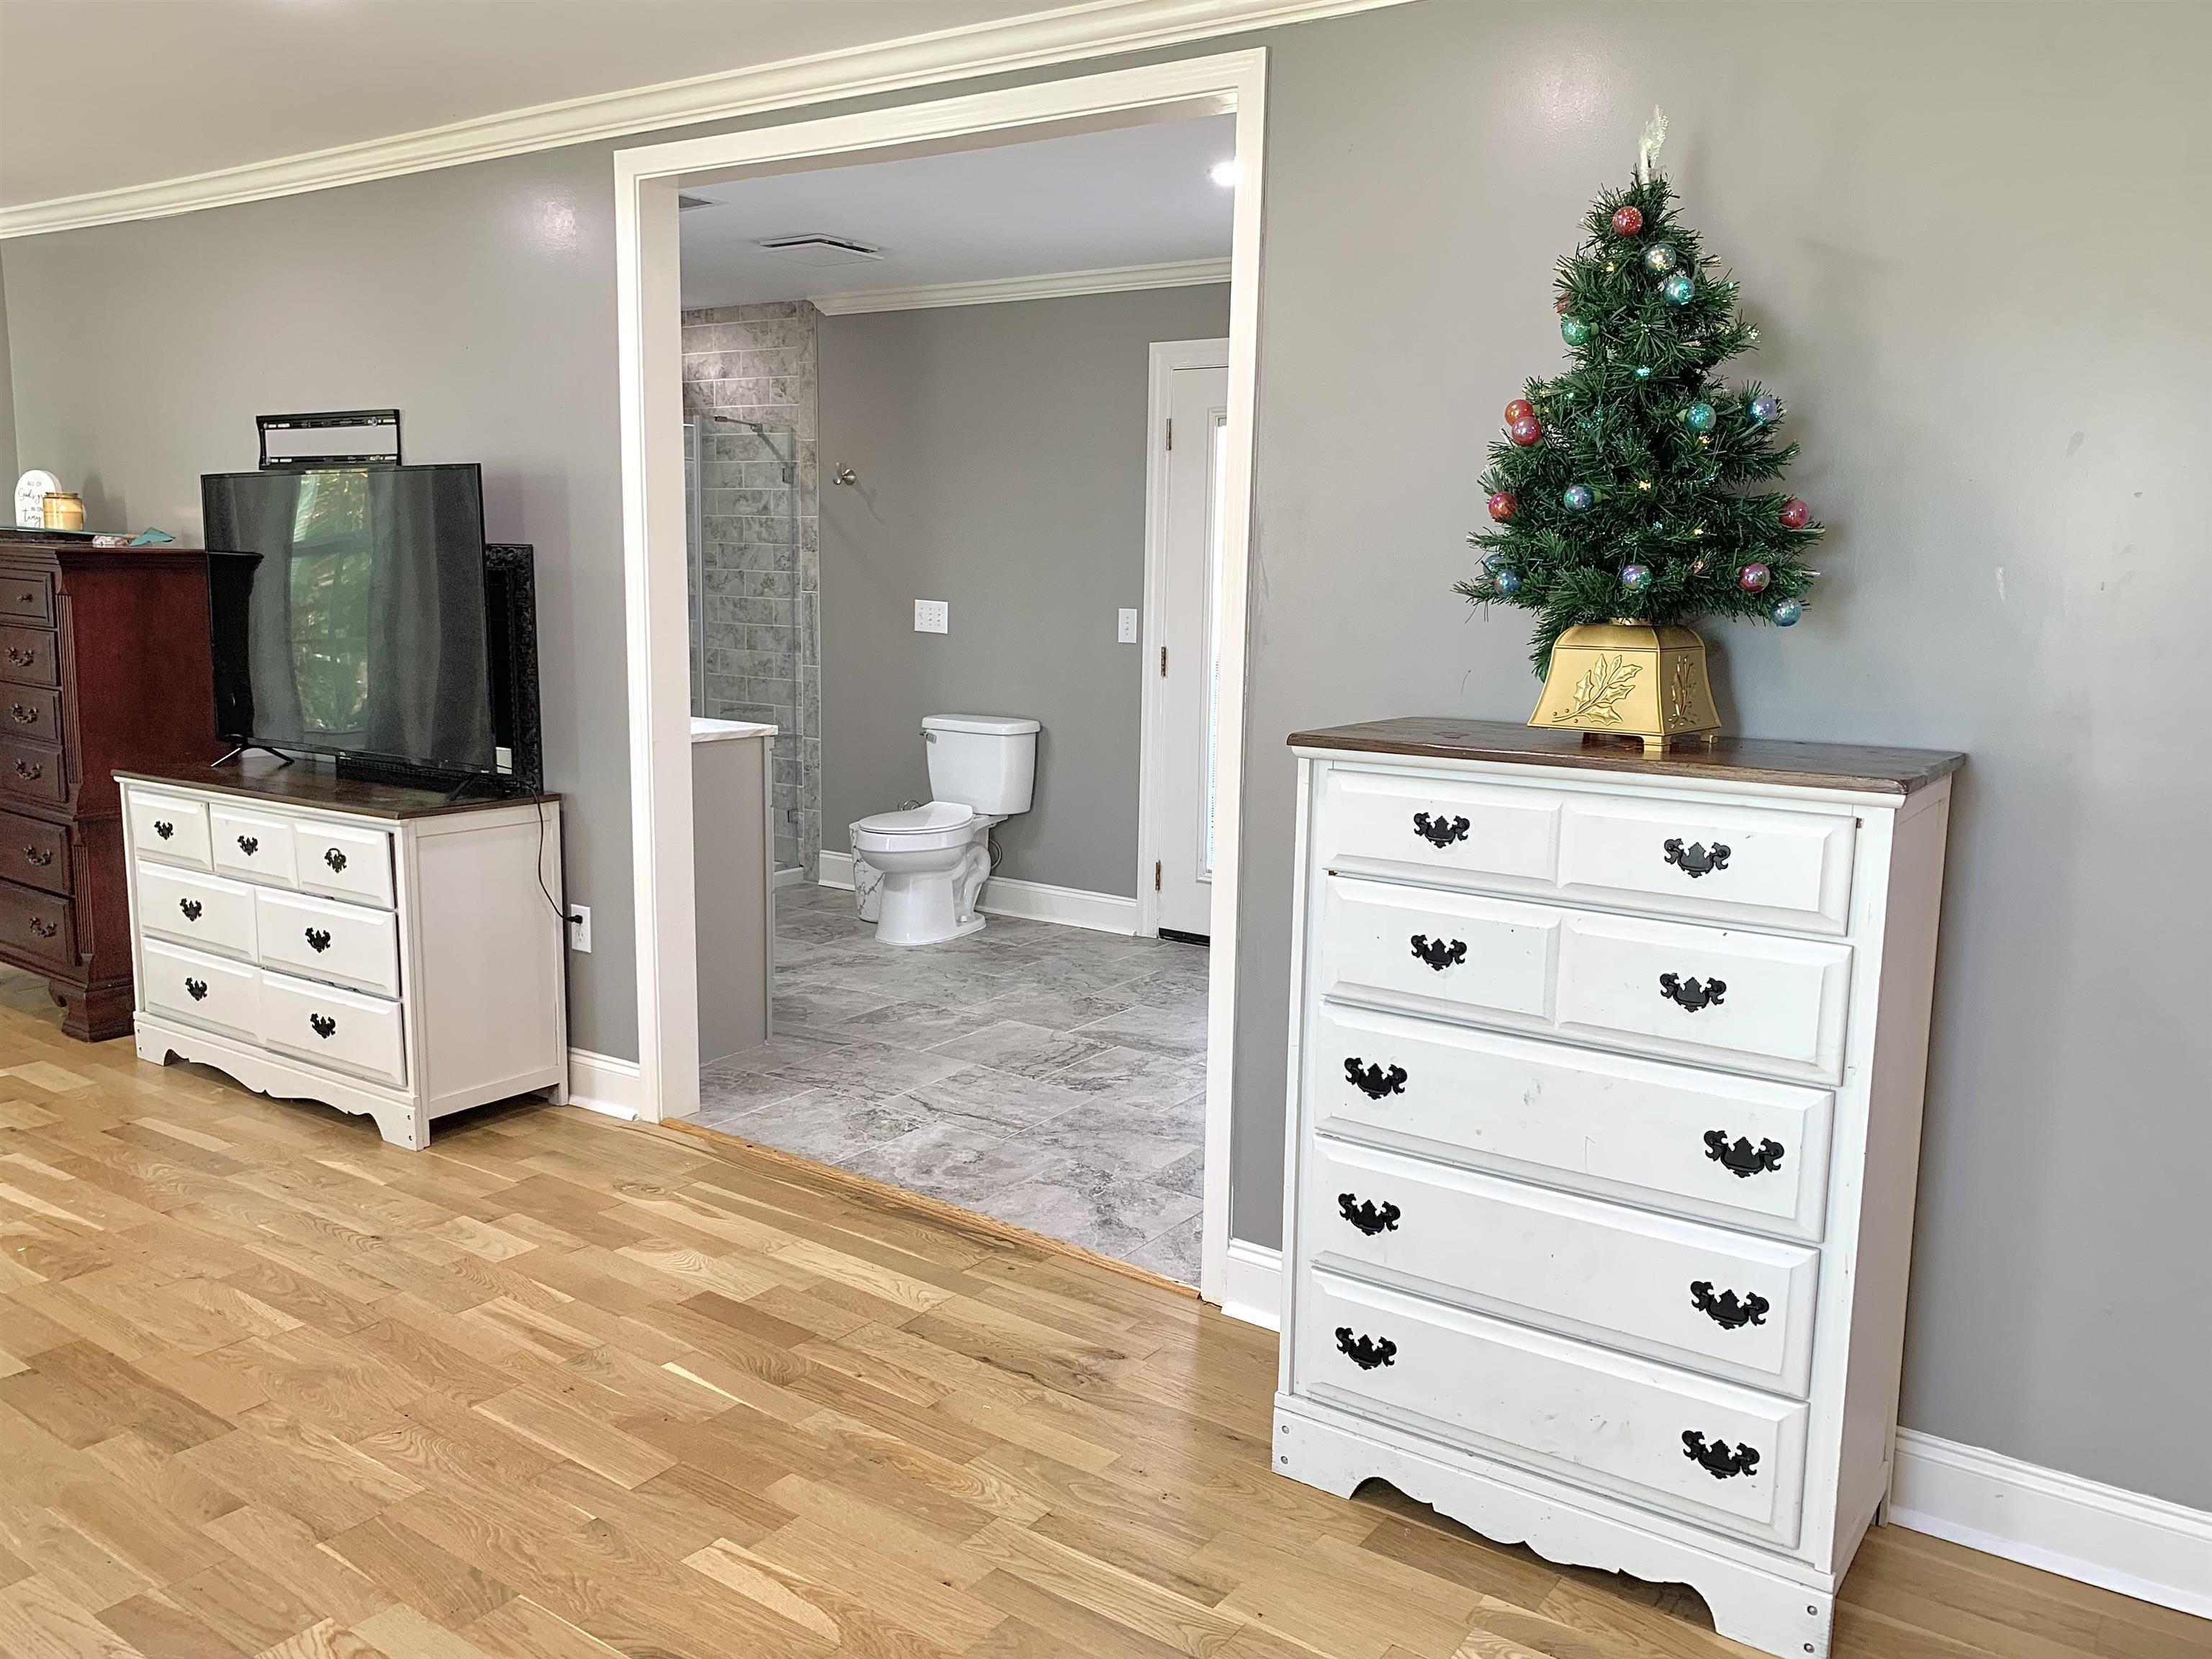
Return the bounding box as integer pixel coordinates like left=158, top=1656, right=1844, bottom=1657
left=613, top=48, right=1267, bottom=1305
left=1136, top=336, right=1231, bottom=941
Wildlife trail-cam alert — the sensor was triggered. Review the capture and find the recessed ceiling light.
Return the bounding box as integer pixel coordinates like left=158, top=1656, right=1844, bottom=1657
left=1210, top=160, right=1240, bottom=188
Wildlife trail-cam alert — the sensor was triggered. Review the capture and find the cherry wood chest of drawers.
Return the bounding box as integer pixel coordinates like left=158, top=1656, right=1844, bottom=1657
left=1272, top=719, right=1962, bottom=1659
left=0, top=539, right=224, bottom=1038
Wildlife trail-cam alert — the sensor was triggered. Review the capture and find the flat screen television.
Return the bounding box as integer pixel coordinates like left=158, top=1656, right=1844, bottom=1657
left=201, top=464, right=540, bottom=792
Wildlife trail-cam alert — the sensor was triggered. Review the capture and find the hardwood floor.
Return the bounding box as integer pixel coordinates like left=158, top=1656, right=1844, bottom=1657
left=1, top=973, right=2202, bottom=1659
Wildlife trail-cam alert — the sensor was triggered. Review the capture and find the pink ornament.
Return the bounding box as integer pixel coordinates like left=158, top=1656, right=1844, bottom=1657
left=1779, top=498, right=1811, bottom=530
left=1503, top=398, right=1534, bottom=425
left=1486, top=490, right=1518, bottom=523
left=1508, top=415, right=1543, bottom=447
left=1610, top=204, right=1644, bottom=237
left=1737, top=563, right=1771, bottom=594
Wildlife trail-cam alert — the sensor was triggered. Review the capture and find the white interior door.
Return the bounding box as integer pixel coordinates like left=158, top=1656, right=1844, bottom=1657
left=1145, top=345, right=1231, bottom=940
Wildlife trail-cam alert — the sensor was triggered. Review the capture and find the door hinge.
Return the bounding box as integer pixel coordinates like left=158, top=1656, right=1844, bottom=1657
left=1164, top=418, right=1172, bottom=451
left=1159, top=645, right=1168, bottom=676
left=1155, top=860, right=1162, bottom=891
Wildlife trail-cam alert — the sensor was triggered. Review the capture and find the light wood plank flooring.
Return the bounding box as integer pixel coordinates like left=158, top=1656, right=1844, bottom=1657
left=1, top=973, right=2201, bottom=1659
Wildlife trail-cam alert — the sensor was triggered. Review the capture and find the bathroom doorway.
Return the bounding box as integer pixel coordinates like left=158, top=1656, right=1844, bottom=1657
left=616, top=53, right=1266, bottom=1305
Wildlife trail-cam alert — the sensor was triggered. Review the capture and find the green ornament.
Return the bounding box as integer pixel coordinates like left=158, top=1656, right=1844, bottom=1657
left=1633, top=365, right=1653, bottom=380
left=1683, top=401, right=1716, bottom=433
left=1560, top=315, right=1591, bottom=346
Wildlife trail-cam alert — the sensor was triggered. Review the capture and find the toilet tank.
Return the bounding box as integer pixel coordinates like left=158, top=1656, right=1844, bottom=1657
left=923, top=714, right=1040, bottom=814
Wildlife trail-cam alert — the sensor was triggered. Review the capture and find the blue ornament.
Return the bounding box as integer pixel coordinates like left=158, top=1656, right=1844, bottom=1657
left=1632, top=364, right=1653, bottom=380
left=1748, top=394, right=1781, bottom=426
left=1560, top=315, right=1591, bottom=346
left=1562, top=485, right=1593, bottom=513
left=1771, top=597, right=1802, bottom=626
left=1620, top=564, right=1653, bottom=593
left=1643, top=244, right=1678, bottom=275
left=1683, top=402, right=1717, bottom=433
left=1481, top=550, right=1509, bottom=573
left=1494, top=569, right=1523, bottom=596
left=1661, top=271, right=1695, bottom=307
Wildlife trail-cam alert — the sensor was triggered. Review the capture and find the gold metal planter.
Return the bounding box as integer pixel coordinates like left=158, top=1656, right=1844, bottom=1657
left=1529, top=622, right=1719, bottom=747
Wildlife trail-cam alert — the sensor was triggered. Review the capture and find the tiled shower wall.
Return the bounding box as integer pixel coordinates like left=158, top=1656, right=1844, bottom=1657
left=681, top=301, right=821, bottom=876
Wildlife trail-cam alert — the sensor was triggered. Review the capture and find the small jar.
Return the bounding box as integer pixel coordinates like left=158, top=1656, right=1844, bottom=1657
left=41, top=493, right=85, bottom=532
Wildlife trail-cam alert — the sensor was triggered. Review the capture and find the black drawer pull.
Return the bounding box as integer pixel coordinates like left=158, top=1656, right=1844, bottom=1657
left=8, top=703, right=35, bottom=725
left=185, top=977, right=207, bottom=1001
left=323, top=848, right=348, bottom=873
left=1704, top=1131, right=1785, bottom=1178
left=23, top=844, right=53, bottom=867
left=308, top=1013, right=337, bottom=1039
left=1689, top=1280, right=1769, bottom=1330
left=153, top=819, right=174, bottom=839
left=28, top=916, right=56, bottom=938
left=1658, top=971, right=1725, bottom=1012
left=236, top=835, right=259, bottom=856
left=5, top=647, right=32, bottom=667
left=1337, top=1193, right=1401, bottom=1236
left=305, top=927, right=333, bottom=953
left=1334, top=1327, right=1397, bottom=1370
left=179, top=898, right=203, bottom=922
left=1412, top=811, right=1470, bottom=849
left=1662, top=837, right=1731, bottom=878
left=1683, top=1431, right=1760, bottom=1480
left=1344, top=1057, right=1407, bottom=1100
left=1409, top=933, right=1467, bottom=972
left=13, top=758, right=42, bottom=781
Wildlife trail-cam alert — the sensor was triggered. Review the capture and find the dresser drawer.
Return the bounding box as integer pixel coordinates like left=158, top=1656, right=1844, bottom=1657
left=143, top=938, right=259, bottom=1043
left=138, top=862, right=256, bottom=961
left=1319, top=876, right=1561, bottom=1024
left=1316, top=766, right=1561, bottom=887
left=1310, top=1004, right=1833, bottom=1240
left=0, top=877, right=76, bottom=971
left=3, top=685, right=62, bottom=747
left=293, top=820, right=395, bottom=909
left=0, top=623, right=59, bottom=687
left=211, top=806, right=297, bottom=887
left=259, top=968, right=408, bottom=1087
left=1304, top=1139, right=1820, bottom=1395
left=0, top=572, right=55, bottom=626
left=1558, top=796, right=1856, bottom=934
left=129, top=791, right=212, bottom=868
left=1295, top=1268, right=1808, bottom=1547
left=1, top=735, right=67, bottom=806
left=255, top=886, right=400, bottom=997
left=1, top=809, right=70, bottom=896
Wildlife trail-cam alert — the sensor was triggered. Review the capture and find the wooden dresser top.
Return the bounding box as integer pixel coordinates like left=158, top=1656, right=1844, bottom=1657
left=119, top=757, right=557, bottom=820
left=1287, top=718, right=1964, bottom=796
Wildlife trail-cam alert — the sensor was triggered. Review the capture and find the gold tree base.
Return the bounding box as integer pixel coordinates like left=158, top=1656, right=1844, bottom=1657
left=1529, top=623, right=1721, bottom=747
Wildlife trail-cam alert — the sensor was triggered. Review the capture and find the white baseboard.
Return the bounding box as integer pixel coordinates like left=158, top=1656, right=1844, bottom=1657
left=1219, top=1238, right=1282, bottom=1332
left=772, top=866, right=806, bottom=889
left=816, top=850, right=1137, bottom=935
left=1210, top=1239, right=2209, bottom=1617
left=565, top=1048, right=644, bottom=1120
left=1889, top=1429, right=2212, bottom=1619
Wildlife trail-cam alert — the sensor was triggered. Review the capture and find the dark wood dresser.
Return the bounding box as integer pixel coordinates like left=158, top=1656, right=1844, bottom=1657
left=0, top=538, right=224, bottom=1038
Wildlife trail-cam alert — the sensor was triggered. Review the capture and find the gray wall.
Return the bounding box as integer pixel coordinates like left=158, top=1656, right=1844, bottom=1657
left=3, top=1, right=2207, bottom=1511
left=818, top=286, right=1230, bottom=894
left=0, top=269, right=15, bottom=485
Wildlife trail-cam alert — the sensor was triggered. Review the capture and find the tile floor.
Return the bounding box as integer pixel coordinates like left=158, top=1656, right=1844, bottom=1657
left=683, top=883, right=1210, bottom=1282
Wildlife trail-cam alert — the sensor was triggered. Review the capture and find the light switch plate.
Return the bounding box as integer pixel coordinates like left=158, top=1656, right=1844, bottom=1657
left=914, top=599, right=949, bottom=634
left=1118, top=608, right=1139, bottom=644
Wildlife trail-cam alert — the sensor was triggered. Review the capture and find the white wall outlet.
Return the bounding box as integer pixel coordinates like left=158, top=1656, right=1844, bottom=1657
left=914, top=599, right=949, bottom=634
left=567, top=904, right=592, bottom=953
left=1118, top=607, right=1139, bottom=644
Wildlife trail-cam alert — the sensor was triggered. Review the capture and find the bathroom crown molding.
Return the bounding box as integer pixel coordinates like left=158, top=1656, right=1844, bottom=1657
left=0, top=0, right=1407, bottom=240
left=809, top=256, right=1230, bottom=313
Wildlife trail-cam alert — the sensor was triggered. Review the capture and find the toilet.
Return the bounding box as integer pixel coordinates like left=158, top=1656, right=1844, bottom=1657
left=850, top=714, right=1040, bottom=946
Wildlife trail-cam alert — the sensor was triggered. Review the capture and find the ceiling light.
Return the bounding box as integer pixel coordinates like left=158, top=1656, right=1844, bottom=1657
left=1210, top=160, right=1241, bottom=188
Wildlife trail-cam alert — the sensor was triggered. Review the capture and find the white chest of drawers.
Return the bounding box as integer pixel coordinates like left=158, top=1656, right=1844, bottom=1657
left=1272, top=719, right=1961, bottom=1659
left=119, top=762, right=569, bottom=1149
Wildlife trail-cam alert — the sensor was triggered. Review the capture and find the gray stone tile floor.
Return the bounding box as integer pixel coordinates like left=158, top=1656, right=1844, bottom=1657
left=682, top=884, right=1210, bottom=1282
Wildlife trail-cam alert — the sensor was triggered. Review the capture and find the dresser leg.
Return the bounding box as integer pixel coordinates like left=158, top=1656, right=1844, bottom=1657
left=1704, top=1578, right=1835, bottom=1659
left=56, top=981, right=135, bottom=1043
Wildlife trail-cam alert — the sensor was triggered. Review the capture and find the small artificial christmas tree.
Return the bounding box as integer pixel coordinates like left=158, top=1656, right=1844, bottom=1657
left=1460, top=115, right=1822, bottom=740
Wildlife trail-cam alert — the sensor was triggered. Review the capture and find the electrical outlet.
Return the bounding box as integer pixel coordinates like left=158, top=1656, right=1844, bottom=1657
left=1118, top=608, right=1139, bottom=644
left=914, top=599, right=949, bottom=634
left=567, top=904, right=592, bottom=953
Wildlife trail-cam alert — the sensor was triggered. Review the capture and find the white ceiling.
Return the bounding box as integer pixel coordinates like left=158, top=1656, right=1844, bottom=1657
left=0, top=0, right=1044, bottom=207
left=677, top=114, right=1235, bottom=307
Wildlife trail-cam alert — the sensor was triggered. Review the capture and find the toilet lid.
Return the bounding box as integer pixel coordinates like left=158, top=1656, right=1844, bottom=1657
left=857, top=801, right=975, bottom=836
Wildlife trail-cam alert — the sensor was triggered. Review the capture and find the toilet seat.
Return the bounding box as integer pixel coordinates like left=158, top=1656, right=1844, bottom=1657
left=853, top=801, right=979, bottom=856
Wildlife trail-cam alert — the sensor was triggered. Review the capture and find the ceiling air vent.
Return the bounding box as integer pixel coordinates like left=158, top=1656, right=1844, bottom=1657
left=756, top=233, right=884, bottom=267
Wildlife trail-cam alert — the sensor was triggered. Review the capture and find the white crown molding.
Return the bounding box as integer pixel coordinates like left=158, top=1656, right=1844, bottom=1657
left=809, top=256, right=1230, bottom=313
left=0, top=0, right=1406, bottom=240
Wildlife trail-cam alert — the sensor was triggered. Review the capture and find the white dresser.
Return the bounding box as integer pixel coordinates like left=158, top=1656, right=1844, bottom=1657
left=1272, top=719, right=1961, bottom=1659
left=118, top=761, right=568, bottom=1149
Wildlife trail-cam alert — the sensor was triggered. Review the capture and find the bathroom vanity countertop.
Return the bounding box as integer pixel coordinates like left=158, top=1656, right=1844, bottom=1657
left=691, top=718, right=778, bottom=744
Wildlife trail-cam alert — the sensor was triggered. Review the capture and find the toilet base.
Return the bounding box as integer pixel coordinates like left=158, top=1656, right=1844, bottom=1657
left=860, top=827, right=994, bottom=947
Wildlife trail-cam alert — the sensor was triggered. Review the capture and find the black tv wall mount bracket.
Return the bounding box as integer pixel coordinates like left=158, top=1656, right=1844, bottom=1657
left=256, top=409, right=403, bottom=470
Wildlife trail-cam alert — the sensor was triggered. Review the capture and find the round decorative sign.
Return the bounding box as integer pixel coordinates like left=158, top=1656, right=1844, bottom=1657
left=14, top=470, right=60, bottom=529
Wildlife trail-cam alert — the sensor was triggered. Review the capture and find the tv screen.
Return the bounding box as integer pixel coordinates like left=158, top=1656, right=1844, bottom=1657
left=202, top=464, right=497, bottom=775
